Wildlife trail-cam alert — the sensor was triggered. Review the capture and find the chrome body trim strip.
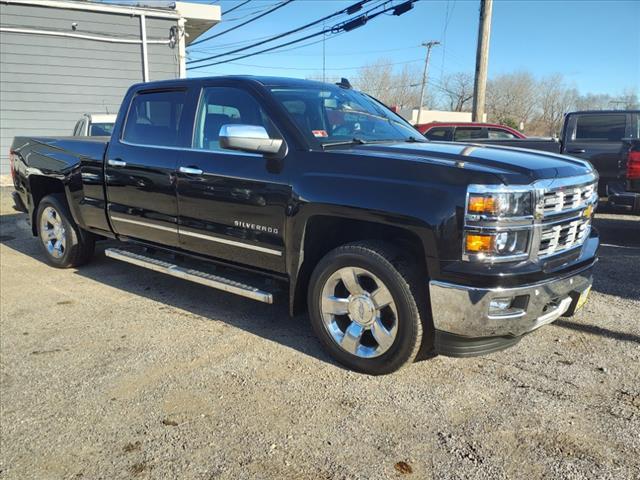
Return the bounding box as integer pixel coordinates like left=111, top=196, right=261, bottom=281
left=111, top=215, right=177, bottom=232
left=105, top=248, right=273, bottom=304
left=179, top=228, right=282, bottom=256
left=110, top=216, right=282, bottom=256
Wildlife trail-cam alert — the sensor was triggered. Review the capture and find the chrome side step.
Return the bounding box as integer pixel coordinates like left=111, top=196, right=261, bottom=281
left=105, top=248, right=273, bottom=304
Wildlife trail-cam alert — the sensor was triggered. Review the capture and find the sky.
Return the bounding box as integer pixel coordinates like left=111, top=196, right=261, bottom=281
left=183, top=0, right=639, bottom=97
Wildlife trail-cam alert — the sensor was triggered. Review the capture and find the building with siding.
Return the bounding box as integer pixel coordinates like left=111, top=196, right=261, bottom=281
left=0, top=0, right=220, bottom=173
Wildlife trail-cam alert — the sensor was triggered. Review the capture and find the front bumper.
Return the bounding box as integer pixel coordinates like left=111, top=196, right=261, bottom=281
left=429, top=263, right=594, bottom=340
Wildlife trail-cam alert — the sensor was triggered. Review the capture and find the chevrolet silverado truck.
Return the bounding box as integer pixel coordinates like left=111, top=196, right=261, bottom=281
left=473, top=110, right=640, bottom=211
left=10, top=76, right=599, bottom=374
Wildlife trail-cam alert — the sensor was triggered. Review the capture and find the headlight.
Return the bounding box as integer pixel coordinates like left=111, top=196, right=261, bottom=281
left=466, top=191, right=532, bottom=218
left=463, top=185, right=534, bottom=263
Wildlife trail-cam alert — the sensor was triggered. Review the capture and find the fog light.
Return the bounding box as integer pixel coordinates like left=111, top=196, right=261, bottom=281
left=488, top=296, right=527, bottom=318
left=489, top=297, right=513, bottom=315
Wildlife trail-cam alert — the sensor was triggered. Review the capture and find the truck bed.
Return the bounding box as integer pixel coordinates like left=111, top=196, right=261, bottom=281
left=11, top=136, right=109, bottom=173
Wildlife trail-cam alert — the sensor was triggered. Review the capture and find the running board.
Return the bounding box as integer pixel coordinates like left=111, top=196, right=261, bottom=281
left=105, top=248, right=273, bottom=304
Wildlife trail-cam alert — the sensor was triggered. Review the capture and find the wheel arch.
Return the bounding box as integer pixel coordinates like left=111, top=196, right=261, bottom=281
left=289, top=214, right=434, bottom=316
left=28, top=176, right=66, bottom=236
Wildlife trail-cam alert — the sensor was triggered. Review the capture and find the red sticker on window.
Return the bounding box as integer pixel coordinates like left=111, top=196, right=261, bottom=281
left=312, top=130, right=328, bottom=138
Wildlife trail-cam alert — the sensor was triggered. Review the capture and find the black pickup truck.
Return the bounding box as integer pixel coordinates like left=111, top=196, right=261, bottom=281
left=472, top=110, right=640, bottom=212
left=10, top=76, right=599, bottom=374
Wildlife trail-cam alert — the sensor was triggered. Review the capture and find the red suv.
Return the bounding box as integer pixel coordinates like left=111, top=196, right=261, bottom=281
left=416, top=122, right=526, bottom=141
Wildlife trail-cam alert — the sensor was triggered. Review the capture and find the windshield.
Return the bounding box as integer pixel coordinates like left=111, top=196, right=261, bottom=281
left=90, top=122, right=114, bottom=136
left=269, top=86, right=424, bottom=145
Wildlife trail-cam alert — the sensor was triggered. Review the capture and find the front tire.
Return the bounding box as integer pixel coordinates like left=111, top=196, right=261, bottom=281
left=308, top=241, right=426, bottom=375
left=36, top=194, right=95, bottom=268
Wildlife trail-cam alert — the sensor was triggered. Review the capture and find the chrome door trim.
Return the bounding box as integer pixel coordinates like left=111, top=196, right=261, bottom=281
left=110, top=215, right=178, bottom=233
left=107, top=159, right=127, bottom=167
left=179, top=228, right=282, bottom=256
left=178, top=166, right=204, bottom=175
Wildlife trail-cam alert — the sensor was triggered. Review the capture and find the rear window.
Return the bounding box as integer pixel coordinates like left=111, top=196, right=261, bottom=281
left=454, top=127, right=486, bottom=141
left=425, top=126, right=453, bottom=141
left=122, top=90, right=186, bottom=147
left=575, top=114, right=626, bottom=141
left=90, top=123, right=114, bottom=136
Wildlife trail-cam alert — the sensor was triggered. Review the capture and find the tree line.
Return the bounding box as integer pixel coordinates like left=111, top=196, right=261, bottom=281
left=313, top=61, right=638, bottom=137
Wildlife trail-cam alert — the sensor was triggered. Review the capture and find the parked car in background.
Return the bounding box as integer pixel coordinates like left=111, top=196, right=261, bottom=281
left=10, top=76, right=599, bottom=374
left=72, top=113, right=117, bottom=137
left=472, top=110, right=640, bottom=211
left=415, top=122, right=526, bottom=141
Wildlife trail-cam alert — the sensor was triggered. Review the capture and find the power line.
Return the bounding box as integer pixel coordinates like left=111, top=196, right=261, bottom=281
left=225, top=57, right=423, bottom=71
left=188, top=0, right=419, bottom=71
left=223, top=1, right=286, bottom=22
left=188, top=0, right=374, bottom=64
left=222, top=0, right=252, bottom=15
left=190, top=0, right=295, bottom=47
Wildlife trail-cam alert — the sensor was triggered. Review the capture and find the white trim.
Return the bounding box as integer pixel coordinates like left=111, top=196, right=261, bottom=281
left=140, top=14, right=149, bottom=82
left=177, top=18, right=187, bottom=79
left=0, top=0, right=180, bottom=19
left=179, top=229, right=283, bottom=256
left=0, top=27, right=170, bottom=45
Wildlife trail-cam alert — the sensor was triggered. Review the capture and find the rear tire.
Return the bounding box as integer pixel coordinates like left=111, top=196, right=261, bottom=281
left=308, top=241, right=426, bottom=375
left=36, top=194, right=95, bottom=268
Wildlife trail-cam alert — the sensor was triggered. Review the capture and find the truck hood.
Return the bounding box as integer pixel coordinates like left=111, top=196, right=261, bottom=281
left=339, top=141, right=593, bottom=184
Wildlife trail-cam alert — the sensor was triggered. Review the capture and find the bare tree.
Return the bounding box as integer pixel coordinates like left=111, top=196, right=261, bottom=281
left=486, top=71, right=537, bottom=127
left=534, top=74, right=578, bottom=136
left=614, top=87, right=640, bottom=109
left=575, top=93, right=614, bottom=111
left=440, top=72, right=474, bottom=112
left=353, top=59, right=423, bottom=109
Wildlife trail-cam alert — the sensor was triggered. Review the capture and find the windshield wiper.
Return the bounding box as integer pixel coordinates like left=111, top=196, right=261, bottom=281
left=404, top=136, right=428, bottom=143
left=321, top=137, right=368, bottom=149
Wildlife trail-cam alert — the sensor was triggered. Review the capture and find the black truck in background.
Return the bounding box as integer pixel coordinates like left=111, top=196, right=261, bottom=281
left=471, top=111, right=640, bottom=213
left=10, top=76, right=599, bottom=374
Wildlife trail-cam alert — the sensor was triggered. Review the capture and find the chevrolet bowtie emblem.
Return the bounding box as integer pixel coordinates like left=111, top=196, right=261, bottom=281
left=583, top=204, right=593, bottom=218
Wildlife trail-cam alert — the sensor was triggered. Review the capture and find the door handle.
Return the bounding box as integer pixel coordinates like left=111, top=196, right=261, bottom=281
left=567, top=149, right=586, bottom=154
left=108, top=159, right=127, bottom=167
left=179, top=166, right=204, bottom=175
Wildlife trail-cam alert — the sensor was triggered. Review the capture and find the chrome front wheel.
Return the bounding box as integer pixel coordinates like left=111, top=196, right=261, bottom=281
left=320, top=266, right=399, bottom=358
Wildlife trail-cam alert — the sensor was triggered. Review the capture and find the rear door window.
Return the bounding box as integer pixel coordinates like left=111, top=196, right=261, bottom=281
left=454, top=127, right=487, bottom=141
left=425, top=126, right=453, bottom=141
left=574, top=114, right=626, bottom=141
left=122, top=90, right=186, bottom=147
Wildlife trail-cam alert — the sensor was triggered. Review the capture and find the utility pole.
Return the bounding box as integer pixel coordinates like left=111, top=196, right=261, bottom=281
left=416, top=40, right=440, bottom=125
left=472, top=0, right=493, bottom=122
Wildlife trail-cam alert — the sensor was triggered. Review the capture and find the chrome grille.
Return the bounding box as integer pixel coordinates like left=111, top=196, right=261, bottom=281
left=538, top=218, right=590, bottom=258
left=543, top=183, right=596, bottom=215
left=538, top=180, right=597, bottom=258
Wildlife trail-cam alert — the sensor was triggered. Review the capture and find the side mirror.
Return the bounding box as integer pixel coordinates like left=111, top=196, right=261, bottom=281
left=219, top=124, right=283, bottom=155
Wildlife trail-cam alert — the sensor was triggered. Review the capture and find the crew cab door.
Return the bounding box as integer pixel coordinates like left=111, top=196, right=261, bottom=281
left=563, top=112, right=631, bottom=194
left=105, top=88, right=188, bottom=247
left=175, top=85, right=289, bottom=273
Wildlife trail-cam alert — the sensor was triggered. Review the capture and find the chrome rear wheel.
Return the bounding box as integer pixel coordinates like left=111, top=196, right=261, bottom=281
left=39, top=206, right=66, bottom=258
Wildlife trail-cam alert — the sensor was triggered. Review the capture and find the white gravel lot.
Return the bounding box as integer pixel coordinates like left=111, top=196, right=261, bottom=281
left=1, top=187, right=639, bottom=480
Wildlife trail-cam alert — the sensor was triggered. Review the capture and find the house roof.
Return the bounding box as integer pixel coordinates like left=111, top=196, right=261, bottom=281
left=0, top=0, right=221, bottom=44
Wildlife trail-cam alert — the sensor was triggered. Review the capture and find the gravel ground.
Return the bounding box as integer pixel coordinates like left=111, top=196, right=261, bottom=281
left=0, top=186, right=638, bottom=480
